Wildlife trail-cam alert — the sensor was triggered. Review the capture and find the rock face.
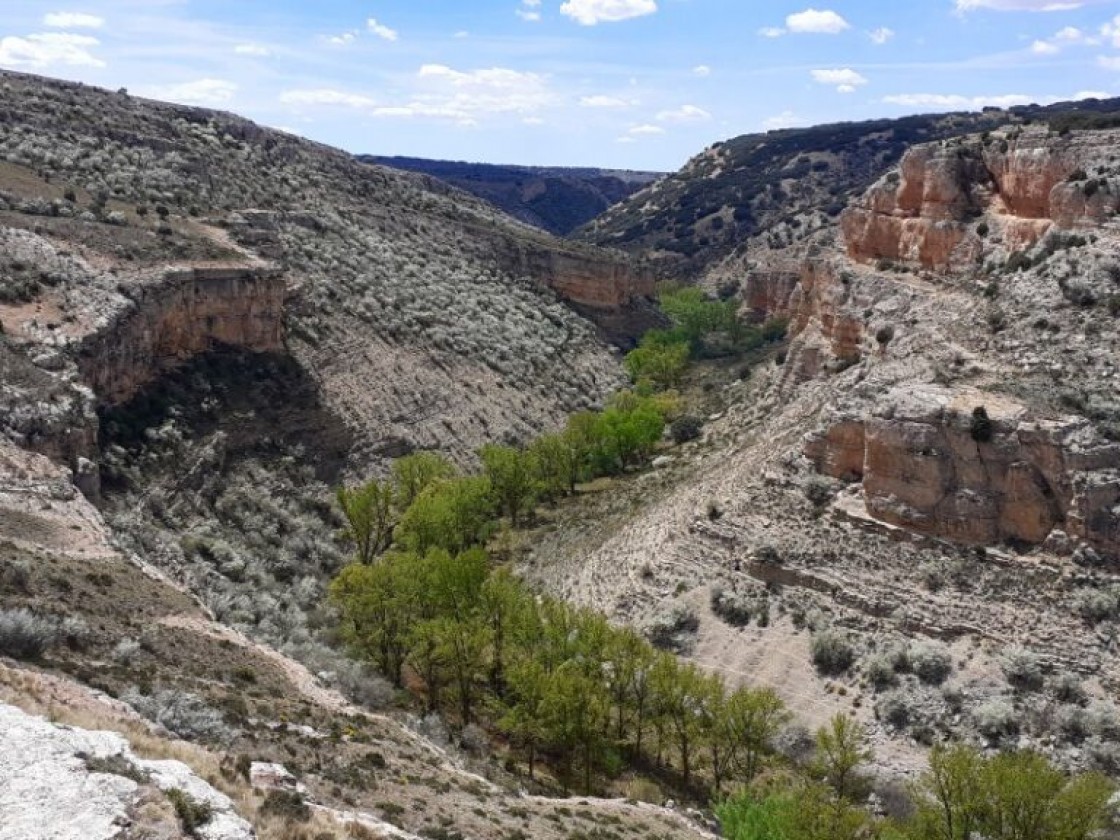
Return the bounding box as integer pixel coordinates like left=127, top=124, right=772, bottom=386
left=742, top=258, right=868, bottom=369
left=805, top=386, right=1120, bottom=558
left=0, top=702, right=254, bottom=840
left=77, top=265, right=287, bottom=406
left=842, top=128, right=1120, bottom=270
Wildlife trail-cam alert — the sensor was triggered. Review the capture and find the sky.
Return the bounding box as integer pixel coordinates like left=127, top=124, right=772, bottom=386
left=2, top=1, right=1120, bottom=171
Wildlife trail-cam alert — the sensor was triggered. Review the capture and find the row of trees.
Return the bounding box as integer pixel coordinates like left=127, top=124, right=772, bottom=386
left=625, top=285, right=789, bottom=390
left=336, top=389, right=673, bottom=563
left=718, top=743, right=1115, bottom=840
left=331, top=542, right=795, bottom=795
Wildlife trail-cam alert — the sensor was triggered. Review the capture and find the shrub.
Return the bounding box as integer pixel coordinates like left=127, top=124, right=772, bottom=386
left=710, top=586, right=752, bottom=627
left=974, top=699, right=1019, bottom=742
left=969, top=406, right=993, bottom=443
left=1051, top=672, right=1088, bottom=705
left=864, top=654, right=898, bottom=690
left=645, top=604, right=700, bottom=653
left=803, top=477, right=834, bottom=508
left=167, top=789, right=211, bottom=836
left=121, top=688, right=234, bottom=742
left=811, top=630, right=855, bottom=675
left=0, top=608, right=56, bottom=659
left=670, top=415, right=703, bottom=444
left=260, top=789, right=311, bottom=822
left=1075, top=587, right=1120, bottom=624
left=910, top=642, right=953, bottom=685
left=876, top=693, right=911, bottom=728
left=1001, top=647, right=1044, bottom=692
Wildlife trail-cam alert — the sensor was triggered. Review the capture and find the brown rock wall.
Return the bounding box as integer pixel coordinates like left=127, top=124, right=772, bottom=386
left=806, top=386, right=1120, bottom=558
left=77, top=265, right=287, bottom=405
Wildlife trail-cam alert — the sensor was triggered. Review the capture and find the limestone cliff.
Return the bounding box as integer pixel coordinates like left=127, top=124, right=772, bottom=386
left=806, top=386, right=1120, bottom=558
left=76, top=264, right=287, bottom=406
left=841, top=127, right=1120, bottom=270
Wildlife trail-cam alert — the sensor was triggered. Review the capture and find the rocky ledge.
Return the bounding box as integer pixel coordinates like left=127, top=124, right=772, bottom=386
left=806, top=385, right=1120, bottom=560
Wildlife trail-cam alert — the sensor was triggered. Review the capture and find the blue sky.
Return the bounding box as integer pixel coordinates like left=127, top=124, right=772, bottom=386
left=2, top=1, right=1120, bottom=170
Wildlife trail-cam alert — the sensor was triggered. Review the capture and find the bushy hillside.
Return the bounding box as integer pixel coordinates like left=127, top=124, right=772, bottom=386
left=363, top=155, right=662, bottom=235
left=577, top=97, right=1120, bottom=278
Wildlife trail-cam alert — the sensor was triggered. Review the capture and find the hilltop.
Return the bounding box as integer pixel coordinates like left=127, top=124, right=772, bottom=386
left=361, top=155, right=662, bottom=236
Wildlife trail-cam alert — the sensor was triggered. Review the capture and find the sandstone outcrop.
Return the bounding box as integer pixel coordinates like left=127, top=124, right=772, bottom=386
left=842, top=128, right=1120, bottom=270
left=76, top=264, right=287, bottom=406
left=805, top=386, right=1120, bottom=558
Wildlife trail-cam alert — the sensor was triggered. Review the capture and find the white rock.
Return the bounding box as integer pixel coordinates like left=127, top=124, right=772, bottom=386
left=0, top=702, right=254, bottom=840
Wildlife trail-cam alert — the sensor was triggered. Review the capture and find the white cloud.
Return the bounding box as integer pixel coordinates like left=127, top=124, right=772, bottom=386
left=522, top=116, right=545, bottom=125
left=786, top=8, right=850, bottom=34
left=1074, top=89, right=1111, bottom=98
left=328, top=31, right=357, bottom=46
left=560, top=0, right=658, bottom=26
left=367, top=18, right=398, bottom=41
left=759, top=26, right=786, bottom=37
left=280, top=88, right=377, bottom=109
left=955, top=0, right=1097, bottom=10
left=143, top=79, right=238, bottom=107
left=628, top=123, right=665, bottom=135
left=580, top=94, right=633, bottom=108
left=1101, top=15, right=1120, bottom=47
left=234, top=43, right=271, bottom=57
left=0, top=32, right=103, bottom=69
left=368, top=64, right=554, bottom=125
left=42, top=12, right=104, bottom=29
left=517, top=0, right=542, bottom=21
left=811, top=67, right=869, bottom=93
left=881, top=92, right=1038, bottom=108
left=868, top=27, right=895, bottom=44
left=453, top=30, right=470, bottom=38
left=656, top=104, right=711, bottom=122
left=1031, top=25, right=1094, bottom=53
left=693, top=64, right=712, bottom=77
left=763, top=110, right=802, bottom=130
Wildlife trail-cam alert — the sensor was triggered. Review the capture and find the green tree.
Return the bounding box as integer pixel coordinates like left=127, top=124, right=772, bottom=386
left=908, top=746, right=1114, bottom=840
left=725, top=686, right=792, bottom=783
left=480, top=444, right=537, bottom=527
left=395, top=476, right=496, bottom=554
left=651, top=653, right=706, bottom=788
left=335, top=479, right=395, bottom=563
left=392, top=451, right=456, bottom=509
left=813, top=714, right=871, bottom=802
left=529, top=433, right=579, bottom=503
left=500, top=657, right=549, bottom=780
left=540, top=660, right=610, bottom=793
left=590, top=395, right=665, bottom=475
left=625, top=338, right=690, bottom=390
left=330, top=552, right=424, bottom=685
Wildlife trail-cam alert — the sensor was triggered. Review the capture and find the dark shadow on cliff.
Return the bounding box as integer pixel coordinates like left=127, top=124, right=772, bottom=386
left=98, top=346, right=355, bottom=492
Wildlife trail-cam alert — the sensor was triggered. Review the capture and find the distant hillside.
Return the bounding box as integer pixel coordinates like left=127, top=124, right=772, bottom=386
left=361, top=155, right=662, bottom=235
left=576, top=96, right=1120, bottom=277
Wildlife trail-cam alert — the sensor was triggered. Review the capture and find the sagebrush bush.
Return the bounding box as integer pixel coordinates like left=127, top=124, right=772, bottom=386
left=1001, top=647, right=1044, bottom=692
left=875, top=692, right=911, bottom=728
left=0, top=608, right=56, bottom=659
left=864, top=654, right=898, bottom=690
left=121, top=687, right=234, bottom=742
left=974, top=699, right=1019, bottom=742
left=710, top=586, right=752, bottom=627
left=910, top=642, right=953, bottom=685
left=670, top=415, right=703, bottom=444
left=811, top=630, right=855, bottom=675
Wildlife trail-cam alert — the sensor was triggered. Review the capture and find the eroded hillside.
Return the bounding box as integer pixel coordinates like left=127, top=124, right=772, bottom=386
left=525, top=124, right=1120, bottom=782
